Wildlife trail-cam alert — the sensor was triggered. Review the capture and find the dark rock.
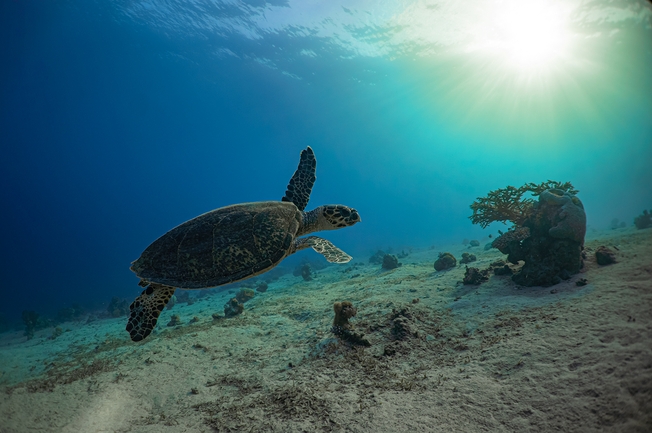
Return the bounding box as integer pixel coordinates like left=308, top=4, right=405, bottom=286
left=255, top=281, right=268, bottom=293
left=434, top=252, right=456, bottom=271
left=595, top=246, right=617, bottom=265
left=382, top=254, right=400, bottom=270
left=469, top=240, right=480, bottom=247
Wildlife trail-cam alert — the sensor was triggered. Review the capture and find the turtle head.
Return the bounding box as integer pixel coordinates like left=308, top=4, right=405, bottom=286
left=319, top=205, right=361, bottom=230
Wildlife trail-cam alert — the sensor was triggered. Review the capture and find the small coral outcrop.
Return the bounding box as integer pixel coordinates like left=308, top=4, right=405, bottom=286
left=470, top=181, right=586, bottom=287
left=434, top=252, right=456, bottom=271
left=224, top=298, right=244, bottom=318
left=382, top=254, right=400, bottom=270
left=595, top=246, right=617, bottom=265
left=634, top=210, right=651, bottom=229
left=460, top=252, right=477, bottom=264
left=331, top=301, right=370, bottom=346
left=462, top=266, right=489, bottom=285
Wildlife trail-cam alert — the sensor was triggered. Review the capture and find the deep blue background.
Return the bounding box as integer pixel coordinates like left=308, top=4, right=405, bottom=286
left=1, top=0, right=651, bottom=326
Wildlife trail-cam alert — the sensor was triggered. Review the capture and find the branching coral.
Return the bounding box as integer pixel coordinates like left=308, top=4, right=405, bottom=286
left=469, top=181, right=578, bottom=228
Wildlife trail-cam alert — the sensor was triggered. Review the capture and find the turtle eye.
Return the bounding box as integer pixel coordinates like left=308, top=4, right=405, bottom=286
left=351, top=212, right=359, bottom=221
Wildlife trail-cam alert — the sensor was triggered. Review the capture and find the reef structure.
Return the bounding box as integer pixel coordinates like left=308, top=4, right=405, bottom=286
left=470, top=182, right=586, bottom=287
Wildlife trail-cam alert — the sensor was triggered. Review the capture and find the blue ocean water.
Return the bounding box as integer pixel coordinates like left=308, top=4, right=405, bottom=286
left=1, top=0, right=651, bottom=327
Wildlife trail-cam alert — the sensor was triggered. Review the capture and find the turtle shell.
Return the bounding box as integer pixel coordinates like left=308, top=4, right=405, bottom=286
left=131, top=201, right=301, bottom=289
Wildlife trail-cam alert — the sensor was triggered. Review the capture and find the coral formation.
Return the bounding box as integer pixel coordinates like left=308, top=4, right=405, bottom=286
left=333, top=301, right=357, bottom=328
left=595, top=246, right=617, bottom=265
left=460, top=252, right=476, bottom=264
left=469, top=240, right=480, bottom=247
left=539, top=189, right=586, bottom=243
left=492, top=227, right=531, bottom=254
left=434, top=252, right=456, bottom=271
left=255, top=282, right=268, bottom=293
left=382, top=254, right=400, bottom=270
left=224, top=298, right=244, bottom=318
left=471, top=182, right=586, bottom=287
left=634, top=210, right=651, bottom=229
left=462, top=266, right=489, bottom=285
left=469, top=180, right=578, bottom=228
left=331, top=301, right=370, bottom=346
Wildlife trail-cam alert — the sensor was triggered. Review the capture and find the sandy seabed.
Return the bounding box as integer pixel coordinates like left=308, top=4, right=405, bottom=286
left=0, top=228, right=650, bottom=433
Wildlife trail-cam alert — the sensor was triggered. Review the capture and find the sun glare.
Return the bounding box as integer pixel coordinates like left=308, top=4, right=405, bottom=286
left=477, top=1, right=572, bottom=71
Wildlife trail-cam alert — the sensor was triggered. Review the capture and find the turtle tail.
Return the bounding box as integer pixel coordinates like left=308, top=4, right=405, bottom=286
left=126, top=283, right=176, bottom=342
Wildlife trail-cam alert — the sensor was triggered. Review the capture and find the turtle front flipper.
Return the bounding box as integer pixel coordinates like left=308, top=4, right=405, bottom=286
left=294, top=236, right=352, bottom=263
left=282, top=146, right=316, bottom=211
left=126, top=283, right=176, bottom=342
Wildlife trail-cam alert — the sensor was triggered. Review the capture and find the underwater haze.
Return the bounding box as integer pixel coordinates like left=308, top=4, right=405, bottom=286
left=1, top=0, right=651, bottom=324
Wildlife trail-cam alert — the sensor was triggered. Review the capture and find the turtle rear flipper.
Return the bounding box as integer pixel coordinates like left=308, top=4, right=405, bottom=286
left=282, top=146, right=316, bottom=211
left=126, top=283, right=176, bottom=342
left=294, top=236, right=352, bottom=263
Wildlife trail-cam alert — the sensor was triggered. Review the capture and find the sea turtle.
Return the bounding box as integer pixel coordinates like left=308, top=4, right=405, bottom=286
left=126, top=147, right=361, bottom=341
